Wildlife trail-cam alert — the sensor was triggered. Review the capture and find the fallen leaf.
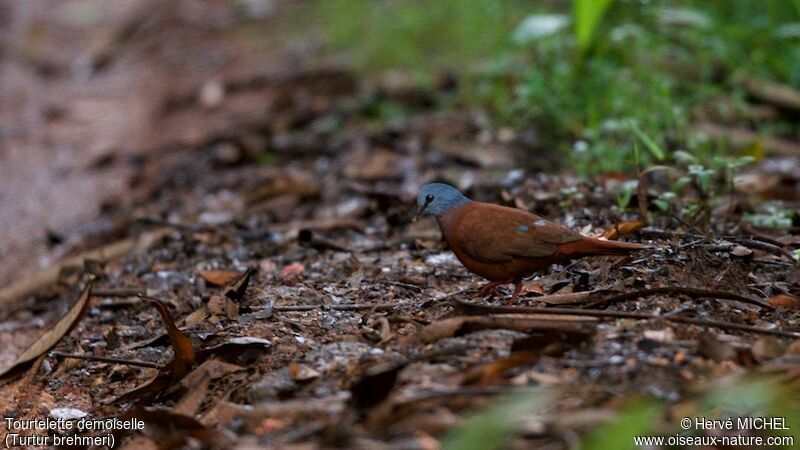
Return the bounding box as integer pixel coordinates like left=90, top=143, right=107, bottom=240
left=463, top=329, right=596, bottom=386
left=223, top=267, right=256, bottom=300
left=460, top=351, right=538, bottom=386
left=350, top=362, right=406, bottom=410
left=697, top=334, right=736, bottom=362
left=0, top=277, right=94, bottom=380
left=145, top=297, right=196, bottom=383
left=50, top=407, right=88, bottom=420
left=769, top=293, right=798, bottom=309
left=195, top=337, right=272, bottom=366
left=198, top=269, right=243, bottom=287
left=184, top=306, right=209, bottom=327
left=752, top=337, right=785, bottom=362
left=208, top=295, right=238, bottom=319
left=174, top=371, right=211, bottom=416
left=111, top=298, right=198, bottom=404
left=602, top=220, right=647, bottom=240
left=522, top=282, right=545, bottom=296
left=259, top=259, right=278, bottom=273
left=115, top=406, right=231, bottom=448
left=510, top=330, right=594, bottom=355
left=280, top=262, right=304, bottom=285
left=730, top=245, right=754, bottom=257
left=643, top=328, right=675, bottom=343
left=409, top=314, right=597, bottom=345
left=785, top=339, right=800, bottom=356
left=289, top=362, right=320, bottom=381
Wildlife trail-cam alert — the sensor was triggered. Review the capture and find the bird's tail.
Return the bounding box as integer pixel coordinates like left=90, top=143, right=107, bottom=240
left=559, top=237, right=648, bottom=257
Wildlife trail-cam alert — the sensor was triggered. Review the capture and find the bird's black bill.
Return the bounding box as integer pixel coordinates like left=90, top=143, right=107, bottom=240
left=412, top=198, right=433, bottom=223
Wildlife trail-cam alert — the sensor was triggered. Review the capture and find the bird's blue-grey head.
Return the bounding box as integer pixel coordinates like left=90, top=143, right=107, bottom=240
left=416, top=183, right=471, bottom=218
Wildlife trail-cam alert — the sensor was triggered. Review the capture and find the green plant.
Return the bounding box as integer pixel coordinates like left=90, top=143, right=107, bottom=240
left=442, top=389, right=550, bottom=450
left=443, top=375, right=799, bottom=450
left=582, top=399, right=664, bottom=450
left=309, top=1, right=800, bottom=176
left=573, top=0, right=613, bottom=55
left=616, top=179, right=638, bottom=210
left=744, top=204, right=795, bottom=229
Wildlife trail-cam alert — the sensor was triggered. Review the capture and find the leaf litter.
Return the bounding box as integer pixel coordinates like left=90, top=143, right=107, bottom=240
left=0, top=2, right=798, bottom=448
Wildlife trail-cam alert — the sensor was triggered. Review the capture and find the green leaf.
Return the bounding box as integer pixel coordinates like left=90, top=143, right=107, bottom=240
left=583, top=399, right=664, bottom=450
left=698, top=173, right=710, bottom=193
left=653, top=198, right=670, bottom=212
left=628, top=120, right=665, bottom=161
left=574, top=0, right=613, bottom=54
left=674, top=176, right=692, bottom=191
left=673, top=150, right=696, bottom=165
left=443, top=390, right=549, bottom=450
left=616, top=179, right=638, bottom=209
left=734, top=156, right=756, bottom=168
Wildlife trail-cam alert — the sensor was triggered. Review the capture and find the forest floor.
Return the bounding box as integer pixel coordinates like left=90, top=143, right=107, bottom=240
left=1, top=2, right=799, bottom=449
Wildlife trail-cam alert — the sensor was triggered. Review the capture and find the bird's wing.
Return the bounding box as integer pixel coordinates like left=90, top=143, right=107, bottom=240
left=454, top=203, right=583, bottom=263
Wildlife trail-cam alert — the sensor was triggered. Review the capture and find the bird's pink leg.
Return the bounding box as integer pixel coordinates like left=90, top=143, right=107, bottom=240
left=507, top=280, right=524, bottom=304
left=476, top=280, right=515, bottom=298
left=476, top=281, right=504, bottom=297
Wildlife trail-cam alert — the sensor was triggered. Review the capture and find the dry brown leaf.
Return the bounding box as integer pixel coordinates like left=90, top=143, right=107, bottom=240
left=116, top=406, right=231, bottom=448
left=208, top=295, right=240, bottom=319
left=752, top=337, right=785, bottom=362
left=769, top=293, right=799, bottom=310
left=280, top=262, right=304, bottom=285
left=173, top=370, right=211, bottom=416
left=350, top=362, right=406, bottom=410
left=208, top=295, right=226, bottom=314
left=460, top=351, right=538, bottom=386
left=785, top=339, right=800, bottom=356
left=184, top=306, right=209, bottom=327
left=111, top=299, right=198, bottom=404
left=195, top=337, right=272, bottom=366
left=602, top=220, right=647, bottom=240
left=145, top=298, right=196, bottom=383
left=698, top=334, right=737, bottom=362
left=0, top=277, right=94, bottom=380
left=289, top=362, right=320, bottom=381
left=223, top=267, right=256, bottom=300
left=522, top=282, right=545, bottom=296
left=244, top=171, right=319, bottom=205
left=730, top=245, right=754, bottom=257
left=410, top=314, right=597, bottom=345
left=198, top=269, right=242, bottom=287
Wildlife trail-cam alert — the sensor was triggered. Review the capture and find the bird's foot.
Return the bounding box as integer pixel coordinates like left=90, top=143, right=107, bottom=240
left=476, top=280, right=518, bottom=300
left=475, top=281, right=504, bottom=298
left=507, top=280, right=524, bottom=305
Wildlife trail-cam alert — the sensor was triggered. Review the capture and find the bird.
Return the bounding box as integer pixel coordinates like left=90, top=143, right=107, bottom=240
left=415, top=183, right=646, bottom=302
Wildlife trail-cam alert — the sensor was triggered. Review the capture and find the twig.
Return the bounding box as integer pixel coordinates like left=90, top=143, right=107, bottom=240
left=724, top=237, right=793, bottom=259
left=271, top=303, right=397, bottom=312
left=50, top=351, right=163, bottom=369
left=586, top=286, right=773, bottom=310
left=452, top=298, right=798, bottom=338
left=92, top=287, right=143, bottom=298
left=0, top=227, right=172, bottom=307
left=528, top=291, right=596, bottom=305
left=636, top=228, right=792, bottom=259
left=382, top=281, right=424, bottom=292
left=671, top=214, right=705, bottom=236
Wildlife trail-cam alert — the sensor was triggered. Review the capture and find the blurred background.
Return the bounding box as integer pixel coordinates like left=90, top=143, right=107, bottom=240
left=1, top=0, right=798, bottom=286
left=1, top=2, right=799, bottom=448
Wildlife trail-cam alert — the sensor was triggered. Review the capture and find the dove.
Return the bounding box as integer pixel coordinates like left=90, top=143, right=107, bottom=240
left=415, top=183, right=645, bottom=302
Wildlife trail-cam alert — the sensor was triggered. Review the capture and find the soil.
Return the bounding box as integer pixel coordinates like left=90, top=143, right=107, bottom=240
left=1, top=2, right=798, bottom=449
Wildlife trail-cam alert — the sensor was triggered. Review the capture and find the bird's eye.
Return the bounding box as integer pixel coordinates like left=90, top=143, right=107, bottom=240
left=425, top=194, right=434, bottom=203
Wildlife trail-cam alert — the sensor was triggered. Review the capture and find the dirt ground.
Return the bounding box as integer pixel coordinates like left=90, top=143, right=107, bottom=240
left=1, top=2, right=799, bottom=449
